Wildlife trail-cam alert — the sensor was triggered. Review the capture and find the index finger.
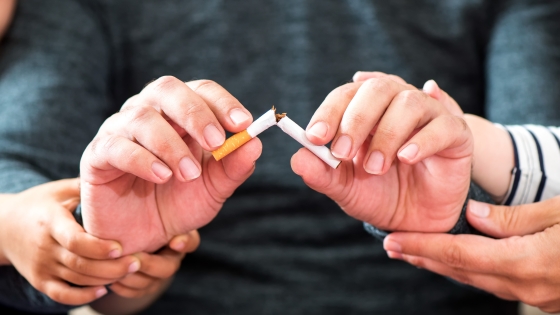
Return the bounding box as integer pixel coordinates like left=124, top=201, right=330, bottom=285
left=51, top=207, right=123, bottom=259
left=134, top=76, right=226, bottom=151
left=385, top=232, right=528, bottom=275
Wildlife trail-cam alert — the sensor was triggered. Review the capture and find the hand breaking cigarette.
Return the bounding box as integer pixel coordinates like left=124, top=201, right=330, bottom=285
left=212, top=107, right=341, bottom=169
left=276, top=115, right=341, bottom=169
left=212, top=107, right=278, bottom=161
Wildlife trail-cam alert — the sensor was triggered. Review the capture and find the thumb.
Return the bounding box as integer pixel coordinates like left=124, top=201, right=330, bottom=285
left=422, top=80, right=463, bottom=117
left=291, top=147, right=346, bottom=200
left=466, top=198, right=560, bottom=238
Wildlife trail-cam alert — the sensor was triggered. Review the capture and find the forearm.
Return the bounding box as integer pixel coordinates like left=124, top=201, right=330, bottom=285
left=464, top=114, right=514, bottom=203
left=89, top=278, right=173, bottom=315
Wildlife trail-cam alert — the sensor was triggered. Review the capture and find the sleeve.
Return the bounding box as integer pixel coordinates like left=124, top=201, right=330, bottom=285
left=0, top=0, right=115, bottom=312
left=500, top=124, right=560, bottom=205
left=0, top=0, right=115, bottom=193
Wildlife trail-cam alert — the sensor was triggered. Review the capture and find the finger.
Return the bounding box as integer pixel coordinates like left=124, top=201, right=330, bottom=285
left=467, top=199, right=560, bottom=238
left=384, top=232, right=530, bottom=275
left=422, top=80, right=463, bottom=116
left=58, top=248, right=140, bottom=279
left=42, top=280, right=107, bottom=305
left=110, top=280, right=159, bottom=299
left=305, top=82, right=361, bottom=146
left=136, top=76, right=226, bottom=151
left=394, top=253, right=516, bottom=300
left=291, top=147, right=350, bottom=202
left=205, top=137, right=262, bottom=201
left=395, top=114, right=472, bottom=165
left=363, top=90, right=450, bottom=174
left=169, top=230, right=201, bottom=253
left=50, top=207, right=123, bottom=260
left=329, top=78, right=416, bottom=160
left=134, top=249, right=183, bottom=279
left=114, top=272, right=154, bottom=290
left=115, top=105, right=203, bottom=182
left=186, top=80, right=253, bottom=131
left=47, top=178, right=81, bottom=203
left=84, top=135, right=176, bottom=184
left=352, top=71, right=408, bottom=85
left=55, top=266, right=116, bottom=286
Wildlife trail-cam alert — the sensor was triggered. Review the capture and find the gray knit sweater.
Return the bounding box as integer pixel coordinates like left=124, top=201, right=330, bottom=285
left=1, top=0, right=560, bottom=314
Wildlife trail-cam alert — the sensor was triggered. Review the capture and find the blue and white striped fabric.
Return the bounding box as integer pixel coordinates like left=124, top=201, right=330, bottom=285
left=502, top=125, right=560, bottom=205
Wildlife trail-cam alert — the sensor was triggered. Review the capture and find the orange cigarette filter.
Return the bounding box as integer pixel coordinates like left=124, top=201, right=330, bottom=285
left=211, top=130, right=252, bottom=161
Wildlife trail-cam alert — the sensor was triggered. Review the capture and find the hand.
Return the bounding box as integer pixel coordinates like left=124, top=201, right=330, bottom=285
left=80, top=77, right=261, bottom=255
left=0, top=179, right=140, bottom=305
left=385, top=197, right=560, bottom=313
left=110, top=230, right=200, bottom=298
left=291, top=72, right=473, bottom=232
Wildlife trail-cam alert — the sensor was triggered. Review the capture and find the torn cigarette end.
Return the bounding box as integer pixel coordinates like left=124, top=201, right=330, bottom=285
left=212, top=108, right=278, bottom=161
left=212, top=129, right=252, bottom=161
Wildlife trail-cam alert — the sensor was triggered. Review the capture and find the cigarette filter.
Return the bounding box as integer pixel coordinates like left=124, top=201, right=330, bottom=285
left=212, top=109, right=278, bottom=161
left=276, top=116, right=341, bottom=169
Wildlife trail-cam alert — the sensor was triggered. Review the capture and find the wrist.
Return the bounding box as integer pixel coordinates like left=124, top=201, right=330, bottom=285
left=0, top=194, right=15, bottom=265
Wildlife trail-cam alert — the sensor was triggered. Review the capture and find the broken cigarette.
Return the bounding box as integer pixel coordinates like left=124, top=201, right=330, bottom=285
left=276, top=116, right=341, bottom=169
left=212, top=108, right=278, bottom=161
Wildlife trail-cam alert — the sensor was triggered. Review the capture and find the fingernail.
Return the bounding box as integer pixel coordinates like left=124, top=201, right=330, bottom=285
left=128, top=261, right=140, bottom=273
left=331, top=135, right=352, bottom=159
left=352, top=71, right=362, bottom=82
left=179, top=157, right=201, bottom=181
left=229, top=109, right=250, bottom=126
left=422, top=79, right=436, bottom=92
left=468, top=200, right=489, bottom=218
left=172, top=241, right=185, bottom=251
left=108, top=249, right=122, bottom=259
left=365, top=150, right=385, bottom=174
left=383, top=239, right=402, bottom=253
left=398, top=143, right=419, bottom=161
left=151, top=161, right=172, bottom=180
left=307, top=121, right=328, bottom=139
left=387, top=251, right=403, bottom=260
left=96, top=287, right=108, bottom=298
left=203, top=124, right=224, bottom=148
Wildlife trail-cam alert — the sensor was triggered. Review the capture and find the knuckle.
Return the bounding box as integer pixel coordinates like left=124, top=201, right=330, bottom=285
left=127, top=105, right=156, bottom=126
left=345, top=112, right=369, bottom=128
left=189, top=79, right=217, bottom=93
left=62, top=234, right=81, bottom=253
left=375, top=125, right=399, bottom=144
left=396, top=90, right=426, bottom=110
left=330, top=83, right=357, bottom=102
left=149, top=75, right=182, bottom=93
left=364, top=77, right=395, bottom=95
left=501, top=205, right=521, bottom=234
left=442, top=243, right=466, bottom=268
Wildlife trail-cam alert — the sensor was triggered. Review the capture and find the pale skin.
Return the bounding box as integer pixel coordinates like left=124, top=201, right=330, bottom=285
left=0, top=0, right=16, bottom=38
left=0, top=179, right=200, bottom=312
left=384, top=82, right=560, bottom=313
left=293, top=71, right=473, bottom=233
left=0, top=3, right=199, bottom=312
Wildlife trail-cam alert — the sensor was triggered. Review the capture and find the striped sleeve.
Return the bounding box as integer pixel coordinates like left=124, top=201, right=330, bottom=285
left=501, top=124, right=560, bottom=205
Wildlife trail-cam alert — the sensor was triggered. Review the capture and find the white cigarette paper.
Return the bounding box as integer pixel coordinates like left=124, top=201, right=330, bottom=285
left=276, top=116, right=341, bottom=169
left=246, top=109, right=278, bottom=137
left=212, top=109, right=278, bottom=161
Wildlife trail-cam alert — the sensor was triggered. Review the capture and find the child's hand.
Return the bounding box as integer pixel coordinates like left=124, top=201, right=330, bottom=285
left=0, top=179, right=141, bottom=305
left=110, top=230, right=200, bottom=298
